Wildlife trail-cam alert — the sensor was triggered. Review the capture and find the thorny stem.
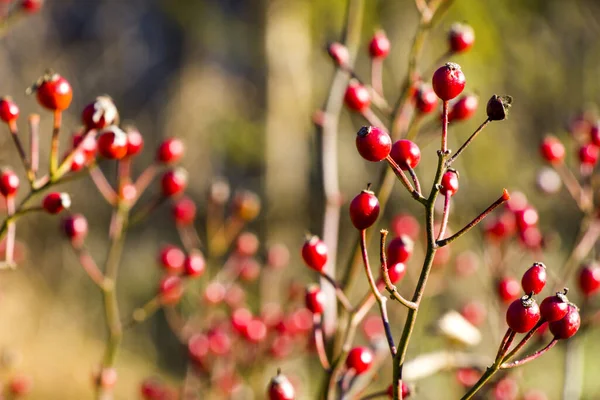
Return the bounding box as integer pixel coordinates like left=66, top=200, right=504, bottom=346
left=446, top=118, right=491, bottom=166
left=436, top=194, right=451, bottom=241
left=500, top=339, right=558, bottom=369
left=49, top=110, right=62, bottom=177
left=379, top=230, right=417, bottom=310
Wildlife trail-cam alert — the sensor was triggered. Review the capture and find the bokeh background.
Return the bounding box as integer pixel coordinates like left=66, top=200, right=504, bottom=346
left=1, top=0, right=600, bottom=398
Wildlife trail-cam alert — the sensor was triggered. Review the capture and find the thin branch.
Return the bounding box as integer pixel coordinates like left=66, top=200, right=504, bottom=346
left=446, top=118, right=491, bottom=166
left=313, top=314, right=331, bottom=370
left=500, top=339, right=558, bottom=369
left=379, top=230, right=417, bottom=310
left=436, top=195, right=451, bottom=241
left=49, top=110, right=62, bottom=177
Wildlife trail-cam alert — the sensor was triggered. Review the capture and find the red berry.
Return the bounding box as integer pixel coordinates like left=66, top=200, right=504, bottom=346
left=0, top=168, right=19, bottom=197
left=578, top=143, right=599, bottom=166
left=540, top=290, right=570, bottom=322
left=34, top=73, right=72, bottom=111
left=158, top=275, right=183, bottom=304
left=391, top=213, right=420, bottom=239
left=0, top=98, right=19, bottom=124
left=440, top=170, right=459, bottom=196
left=449, top=94, right=478, bottom=122
left=506, top=294, right=540, bottom=333
left=62, top=213, right=88, bottom=242
left=345, top=80, right=371, bottom=112
left=591, top=123, right=600, bottom=146
left=81, top=96, right=118, bottom=130
left=368, top=31, right=390, bottom=59
left=42, top=192, right=71, bottom=214
left=345, top=346, right=374, bottom=374
left=549, top=305, right=580, bottom=339
left=493, top=377, right=518, bottom=400
left=539, top=136, right=565, bottom=163
left=414, top=85, right=438, bottom=114
left=448, top=23, right=475, bottom=53
left=432, top=62, right=466, bottom=101
left=161, top=168, right=188, bottom=197
left=9, top=374, right=32, bottom=395
left=356, top=126, right=392, bottom=162
left=231, top=308, right=253, bottom=335
left=72, top=132, right=98, bottom=160
left=97, top=128, right=128, bottom=159
left=158, top=245, right=185, bottom=273
left=385, top=262, right=406, bottom=284
left=327, top=42, right=349, bottom=66
left=156, top=137, right=184, bottom=164
left=456, top=368, right=481, bottom=388
left=69, top=150, right=87, bottom=172
left=235, top=232, right=259, bottom=257
left=172, top=196, right=196, bottom=225
left=497, top=276, right=520, bottom=303
left=390, top=139, right=421, bottom=170
left=267, top=372, right=295, bottom=400
left=387, top=235, right=414, bottom=264
left=349, top=189, right=380, bottom=230
left=187, top=334, right=209, bottom=367
left=521, top=262, right=546, bottom=294
left=183, top=251, right=205, bottom=278
left=461, top=300, right=487, bottom=326
left=21, top=0, right=43, bottom=12
left=243, top=318, right=268, bottom=343
left=305, top=285, right=325, bottom=314
left=386, top=382, right=411, bottom=398
left=207, top=328, right=231, bottom=355
left=514, top=206, right=538, bottom=232
left=125, top=128, right=144, bottom=157
left=302, top=235, right=328, bottom=272
left=578, top=262, right=600, bottom=296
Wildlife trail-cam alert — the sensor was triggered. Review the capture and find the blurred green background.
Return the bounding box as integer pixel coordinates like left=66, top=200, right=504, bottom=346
left=1, top=0, right=600, bottom=398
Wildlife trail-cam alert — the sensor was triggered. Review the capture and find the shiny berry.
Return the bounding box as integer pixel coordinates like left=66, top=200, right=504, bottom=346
left=549, top=305, right=580, bottom=339
left=156, top=137, right=184, bottom=164
left=21, top=0, right=43, bottom=12
left=540, top=290, right=570, bottom=322
left=521, top=262, right=546, bottom=294
left=432, top=62, right=466, bottom=101
left=385, top=262, right=406, bottom=284
left=368, top=31, right=390, bottom=59
left=449, top=94, right=478, bottom=122
left=0, top=98, right=19, bottom=124
left=345, top=80, right=371, bottom=112
left=327, top=42, right=349, bottom=66
left=305, top=285, right=325, bottom=314
left=0, top=168, right=19, bottom=197
left=578, top=262, right=600, bottom=296
left=579, top=143, right=599, bottom=166
left=506, top=294, right=540, bottom=333
left=390, top=139, right=421, bottom=170
left=414, top=85, right=438, bottom=114
left=539, top=136, right=565, bottom=163
left=386, top=382, right=411, bottom=398
left=81, top=96, right=118, bottom=130
left=158, top=275, right=183, bottom=305
left=161, top=168, right=188, bottom=197
left=356, top=126, right=392, bottom=162
left=158, top=245, right=185, bottom=273
left=302, top=235, right=328, bottom=272
left=440, top=170, right=459, bottom=196
left=514, top=206, right=538, bottom=232
left=243, top=318, right=268, bottom=343
left=387, top=235, right=414, bottom=264
left=181, top=251, right=205, bottom=278
left=42, top=192, right=71, bottom=214
left=345, top=346, right=373, bottom=374
left=34, top=73, right=72, bottom=111
left=349, top=188, right=380, bottom=230
left=125, top=128, right=144, bottom=157
left=72, top=132, right=97, bottom=160
left=267, top=371, right=295, bottom=400
left=69, top=150, right=87, bottom=172
left=448, top=23, right=475, bottom=53
left=497, top=276, right=520, bottom=303
left=172, top=196, right=196, bottom=225
left=97, top=127, right=128, bottom=159
left=62, top=213, right=88, bottom=242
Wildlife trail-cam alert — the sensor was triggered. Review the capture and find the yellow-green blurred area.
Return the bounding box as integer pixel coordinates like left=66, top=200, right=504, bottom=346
left=1, top=0, right=600, bottom=398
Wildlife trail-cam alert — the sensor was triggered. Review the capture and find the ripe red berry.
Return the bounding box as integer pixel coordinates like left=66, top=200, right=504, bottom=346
left=414, top=85, right=438, bottom=114
left=368, top=31, right=390, bottom=59
left=181, top=251, right=205, bottom=278
left=21, top=0, right=43, bottom=12
left=387, top=235, right=414, bottom=264
left=390, top=139, right=421, bottom=170
left=497, top=276, right=520, bottom=303
left=578, top=262, right=600, bottom=296
left=540, top=290, right=570, bottom=322
left=356, top=126, right=392, bottom=162
left=235, top=232, right=259, bottom=257
left=302, top=235, right=328, bottom=272
left=506, top=294, right=541, bottom=333
left=449, top=94, right=478, bottom=122
left=158, top=275, right=183, bottom=305
left=461, top=300, right=487, bottom=326
left=386, top=382, right=411, bottom=398
left=267, top=371, right=295, bottom=400
left=97, top=128, right=128, bottom=160
left=62, top=213, right=88, bottom=242
left=327, top=42, right=349, bottom=66
left=243, top=318, right=268, bottom=343
left=172, top=196, right=196, bottom=225
left=161, top=168, right=188, bottom=197
left=125, top=128, right=144, bottom=157
left=33, top=73, right=72, bottom=111
left=305, top=285, right=325, bottom=314
left=0, top=168, right=19, bottom=197
left=345, top=346, right=374, bottom=374
left=539, top=136, right=565, bottom=164
left=440, top=170, right=459, bottom=196
left=391, top=213, right=420, bottom=239
left=521, top=262, right=546, bottom=294
left=158, top=245, right=185, bottom=274
left=549, top=305, right=580, bottom=339
left=514, top=206, right=538, bottom=232
left=385, top=262, right=406, bottom=284
left=42, top=192, right=71, bottom=214
left=578, top=143, right=599, bottom=166
left=69, top=150, right=87, bottom=172
left=349, top=189, right=380, bottom=230
left=81, top=96, right=118, bottom=130
left=448, top=23, right=475, bottom=53
left=0, top=98, right=19, bottom=124
left=344, top=80, right=371, bottom=112
left=591, top=123, right=600, bottom=146
left=156, top=137, right=184, bottom=164
left=72, top=132, right=98, bottom=160
left=432, top=63, right=466, bottom=101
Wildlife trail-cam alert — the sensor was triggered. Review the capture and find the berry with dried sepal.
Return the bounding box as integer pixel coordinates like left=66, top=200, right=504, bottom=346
left=158, top=245, right=185, bottom=274
left=440, top=169, right=459, bottom=196
left=521, top=262, right=547, bottom=294
left=302, top=235, right=327, bottom=273
left=97, top=127, right=128, bottom=160
left=486, top=94, right=512, bottom=121
left=344, top=80, right=371, bottom=112
left=346, top=347, right=373, bottom=374
left=0, top=168, right=19, bottom=197
left=62, top=213, right=88, bottom=243
left=449, top=93, right=478, bottom=122
left=432, top=63, right=465, bottom=101
left=349, top=187, right=380, bottom=230
left=448, top=22, right=475, bottom=53
left=161, top=168, right=188, bottom=197
left=578, top=262, right=600, bottom=297
left=305, top=285, right=325, bottom=314
left=267, top=371, right=295, bottom=400
left=42, top=192, right=71, bottom=214
left=356, top=126, right=392, bottom=162
left=387, top=235, right=414, bottom=264
left=549, top=305, right=580, bottom=339
left=156, top=137, right=184, bottom=164
left=31, top=72, right=72, bottom=111
left=81, top=96, right=118, bottom=130
left=368, top=31, right=390, bottom=59
left=540, top=135, right=565, bottom=164
left=0, top=97, right=19, bottom=124
left=506, top=293, right=540, bottom=333
left=540, top=289, right=570, bottom=322
left=172, top=196, right=196, bottom=225
left=158, top=275, right=183, bottom=305
left=390, top=139, right=421, bottom=170
left=414, top=84, right=438, bottom=114
left=497, top=276, right=520, bottom=303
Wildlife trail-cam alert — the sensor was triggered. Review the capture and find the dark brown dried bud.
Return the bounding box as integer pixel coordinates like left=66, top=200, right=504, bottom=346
left=486, top=95, right=512, bottom=121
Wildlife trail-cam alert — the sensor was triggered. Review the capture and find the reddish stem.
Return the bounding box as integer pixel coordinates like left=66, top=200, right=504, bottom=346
left=28, top=114, right=40, bottom=177
left=89, top=165, right=117, bottom=205
left=501, top=339, right=558, bottom=369
left=441, top=101, right=449, bottom=152
left=436, top=194, right=451, bottom=241
left=313, top=314, right=331, bottom=370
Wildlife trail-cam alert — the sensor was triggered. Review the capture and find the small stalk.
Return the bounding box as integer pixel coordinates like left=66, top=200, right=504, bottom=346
left=446, top=118, right=491, bottom=166
left=441, top=101, right=449, bottom=152
left=500, top=339, right=558, bottom=369
left=49, top=110, right=62, bottom=176
left=314, top=314, right=331, bottom=370
left=28, top=114, right=40, bottom=178
left=436, top=194, right=451, bottom=241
